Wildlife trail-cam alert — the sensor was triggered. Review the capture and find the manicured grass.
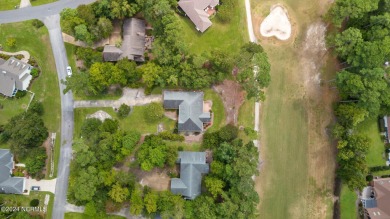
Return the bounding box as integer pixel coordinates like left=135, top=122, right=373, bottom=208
left=0, top=191, right=54, bottom=219
left=65, top=212, right=125, bottom=219
left=238, top=97, right=255, bottom=129
left=358, top=118, right=386, bottom=167
left=165, top=140, right=201, bottom=152
left=74, top=105, right=176, bottom=138
left=65, top=43, right=77, bottom=74
left=0, top=92, right=32, bottom=125
left=0, top=21, right=61, bottom=178
left=177, top=0, right=248, bottom=55
left=204, top=89, right=225, bottom=132
left=30, top=0, right=57, bottom=7
left=0, top=0, right=19, bottom=11
left=340, top=185, right=357, bottom=219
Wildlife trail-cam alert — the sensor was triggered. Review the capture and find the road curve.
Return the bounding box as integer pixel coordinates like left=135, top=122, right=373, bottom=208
left=0, top=0, right=96, bottom=24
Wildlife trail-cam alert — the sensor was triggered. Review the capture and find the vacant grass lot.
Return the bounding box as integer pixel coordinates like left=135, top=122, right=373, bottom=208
left=340, top=186, right=357, bottom=219
left=177, top=0, right=247, bottom=55
left=0, top=21, right=61, bottom=178
left=253, top=0, right=335, bottom=218
left=204, top=89, right=225, bottom=132
left=74, top=106, right=176, bottom=138
left=65, top=213, right=125, bottom=219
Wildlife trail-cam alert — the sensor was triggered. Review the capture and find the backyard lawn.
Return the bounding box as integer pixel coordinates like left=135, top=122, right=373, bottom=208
left=340, top=185, right=357, bottom=219
left=0, top=92, right=33, bottom=125
left=177, top=0, right=247, bottom=55
left=65, top=213, right=125, bottom=219
left=0, top=21, right=61, bottom=178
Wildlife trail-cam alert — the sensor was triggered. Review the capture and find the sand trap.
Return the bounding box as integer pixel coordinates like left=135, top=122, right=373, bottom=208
left=260, top=5, right=292, bottom=41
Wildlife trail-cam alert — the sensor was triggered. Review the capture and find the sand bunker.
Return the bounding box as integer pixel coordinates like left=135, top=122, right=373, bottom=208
left=260, top=5, right=292, bottom=41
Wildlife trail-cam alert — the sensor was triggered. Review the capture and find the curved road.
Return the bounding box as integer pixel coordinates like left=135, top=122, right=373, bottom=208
left=0, top=1, right=96, bottom=219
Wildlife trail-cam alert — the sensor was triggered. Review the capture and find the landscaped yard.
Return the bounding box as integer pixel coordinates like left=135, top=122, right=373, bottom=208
left=177, top=0, right=247, bottom=55
left=74, top=105, right=176, bottom=138
left=340, top=185, right=357, bottom=219
left=65, top=212, right=125, bottom=219
left=0, top=21, right=61, bottom=178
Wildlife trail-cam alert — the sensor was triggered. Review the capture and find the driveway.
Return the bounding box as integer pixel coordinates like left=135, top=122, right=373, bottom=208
left=25, top=178, right=57, bottom=194
left=74, top=88, right=162, bottom=108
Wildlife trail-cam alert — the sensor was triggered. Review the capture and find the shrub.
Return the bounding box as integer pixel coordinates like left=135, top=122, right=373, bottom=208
left=32, top=19, right=44, bottom=29
left=366, top=175, right=373, bottom=182
left=117, top=104, right=131, bottom=118
left=30, top=199, right=39, bottom=207
left=144, top=103, right=164, bottom=123
left=6, top=37, right=16, bottom=48
left=0, top=103, right=3, bottom=110
left=244, top=127, right=258, bottom=140
left=178, top=146, right=184, bottom=151
left=29, top=101, right=44, bottom=116
left=218, top=124, right=238, bottom=142
left=369, top=166, right=390, bottom=172
left=157, top=131, right=184, bottom=141
left=15, top=90, right=27, bottom=99
left=25, top=147, right=47, bottom=178
left=30, top=68, right=39, bottom=78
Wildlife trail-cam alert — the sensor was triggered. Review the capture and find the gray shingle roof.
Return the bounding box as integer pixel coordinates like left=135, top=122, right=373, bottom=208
left=178, top=0, right=219, bottom=32
left=163, top=91, right=211, bottom=132
left=0, top=57, right=32, bottom=97
left=171, top=152, right=209, bottom=200
left=103, top=18, right=146, bottom=62
left=0, top=149, right=25, bottom=194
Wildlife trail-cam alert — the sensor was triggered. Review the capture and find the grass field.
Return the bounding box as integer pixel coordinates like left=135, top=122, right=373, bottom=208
left=340, top=185, right=357, bottom=219
left=0, top=0, right=57, bottom=10
left=238, top=97, right=255, bottom=128
left=65, top=212, right=125, bottom=219
left=204, top=89, right=225, bottom=132
left=358, top=118, right=386, bottom=167
left=253, top=0, right=336, bottom=218
left=177, top=0, right=247, bottom=55
left=0, top=21, right=61, bottom=178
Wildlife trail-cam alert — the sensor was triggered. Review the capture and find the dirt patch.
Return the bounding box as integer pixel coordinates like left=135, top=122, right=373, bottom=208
left=260, top=5, right=292, bottom=40
left=164, top=110, right=177, bottom=120
left=213, top=80, right=245, bottom=125
left=42, top=136, right=52, bottom=178
left=185, top=134, right=203, bottom=143
left=133, top=167, right=172, bottom=191
left=109, top=20, right=122, bottom=45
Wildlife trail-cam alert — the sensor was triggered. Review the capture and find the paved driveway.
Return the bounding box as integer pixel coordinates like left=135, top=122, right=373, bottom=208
left=25, top=178, right=57, bottom=194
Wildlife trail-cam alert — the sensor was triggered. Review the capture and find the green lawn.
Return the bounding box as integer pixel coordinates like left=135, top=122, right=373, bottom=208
left=30, top=0, right=57, bottom=7
left=0, top=0, right=19, bottom=11
left=238, top=97, right=255, bottom=128
left=0, top=21, right=61, bottom=179
left=0, top=92, right=32, bottom=125
left=340, top=185, right=357, bottom=219
left=0, top=191, right=54, bottom=219
left=358, top=118, right=386, bottom=167
left=65, top=43, right=77, bottom=73
left=177, top=0, right=247, bottom=55
left=74, top=105, right=176, bottom=138
left=65, top=212, right=125, bottom=219
left=204, top=89, right=225, bottom=132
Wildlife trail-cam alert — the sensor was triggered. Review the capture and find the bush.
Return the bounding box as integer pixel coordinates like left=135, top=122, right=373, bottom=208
left=30, top=68, right=39, bottom=78
left=117, top=104, right=131, bottom=118
left=157, top=131, right=184, bottom=141
left=32, top=19, right=44, bottom=29
left=244, top=127, right=258, bottom=140
left=218, top=124, right=238, bottom=142
left=6, top=37, right=16, bottom=48
left=144, top=103, right=164, bottom=123
left=30, top=199, right=39, bottom=207
left=25, top=147, right=47, bottom=178
left=15, top=90, right=27, bottom=99
left=29, top=101, right=44, bottom=116
left=366, top=175, right=373, bottom=182
left=369, top=165, right=390, bottom=172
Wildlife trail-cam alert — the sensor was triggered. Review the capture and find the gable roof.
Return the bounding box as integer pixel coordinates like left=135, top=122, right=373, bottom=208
left=0, top=57, right=31, bottom=97
left=0, top=149, right=25, bottom=194
left=163, top=91, right=211, bottom=132
left=178, top=0, right=219, bottom=32
left=103, top=18, right=146, bottom=62
left=171, top=152, right=209, bottom=200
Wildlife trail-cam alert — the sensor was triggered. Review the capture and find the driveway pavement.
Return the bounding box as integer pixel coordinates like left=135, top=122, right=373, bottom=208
left=25, top=178, right=57, bottom=194
left=74, top=88, right=162, bottom=108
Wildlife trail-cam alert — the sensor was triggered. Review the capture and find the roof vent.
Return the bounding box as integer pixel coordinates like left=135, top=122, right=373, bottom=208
left=2, top=71, right=6, bottom=74
left=16, top=62, right=20, bottom=67
left=10, top=59, right=14, bottom=64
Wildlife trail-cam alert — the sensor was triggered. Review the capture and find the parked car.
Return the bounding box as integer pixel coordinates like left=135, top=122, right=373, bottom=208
left=31, top=186, right=40, bottom=191
left=66, top=66, right=72, bottom=76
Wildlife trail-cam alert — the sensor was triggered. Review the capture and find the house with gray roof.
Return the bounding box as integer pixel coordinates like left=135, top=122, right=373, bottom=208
left=0, top=57, right=32, bottom=97
left=171, top=152, right=209, bottom=200
left=103, top=18, right=146, bottom=62
left=0, top=149, right=25, bottom=194
left=163, top=91, right=211, bottom=133
left=178, top=0, right=219, bottom=32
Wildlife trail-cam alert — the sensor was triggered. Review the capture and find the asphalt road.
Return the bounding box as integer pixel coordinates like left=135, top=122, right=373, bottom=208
left=0, top=0, right=96, bottom=24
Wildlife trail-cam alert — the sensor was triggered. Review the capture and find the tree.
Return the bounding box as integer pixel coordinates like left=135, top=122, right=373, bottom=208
left=121, top=131, right=141, bottom=156
left=62, top=71, right=95, bottom=96
left=117, top=104, right=131, bottom=118
left=214, top=142, right=236, bottom=164
left=25, top=147, right=47, bottom=178
left=137, top=135, right=167, bottom=171
left=108, top=182, right=130, bottom=203
left=144, top=191, right=158, bottom=214
left=97, top=17, right=113, bottom=39
left=204, top=176, right=225, bottom=199
left=335, top=103, right=368, bottom=128
left=74, top=166, right=101, bottom=202
left=116, top=59, right=140, bottom=85
left=80, top=118, right=102, bottom=140
left=28, top=101, right=44, bottom=116
left=130, top=186, right=144, bottom=215
left=75, top=47, right=103, bottom=68
left=74, top=24, right=92, bottom=44
left=140, top=62, right=163, bottom=89
left=6, top=37, right=16, bottom=48
left=84, top=202, right=97, bottom=217
left=77, top=4, right=96, bottom=26
left=144, top=102, right=164, bottom=123
left=218, top=124, right=238, bottom=142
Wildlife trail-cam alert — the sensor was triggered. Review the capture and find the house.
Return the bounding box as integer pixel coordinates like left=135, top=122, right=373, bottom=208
left=178, top=0, right=219, bottom=32
left=361, top=178, right=390, bottom=218
left=171, top=152, right=209, bottom=200
left=0, top=149, right=25, bottom=194
left=163, top=91, right=211, bottom=133
left=103, top=18, right=146, bottom=62
left=0, top=57, right=32, bottom=97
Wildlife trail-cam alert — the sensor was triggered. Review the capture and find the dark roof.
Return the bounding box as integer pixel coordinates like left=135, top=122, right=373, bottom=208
left=103, top=18, right=146, bottom=62
left=171, top=152, right=209, bottom=200
left=178, top=0, right=219, bottom=32
left=163, top=91, right=211, bottom=132
left=0, top=149, right=24, bottom=194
